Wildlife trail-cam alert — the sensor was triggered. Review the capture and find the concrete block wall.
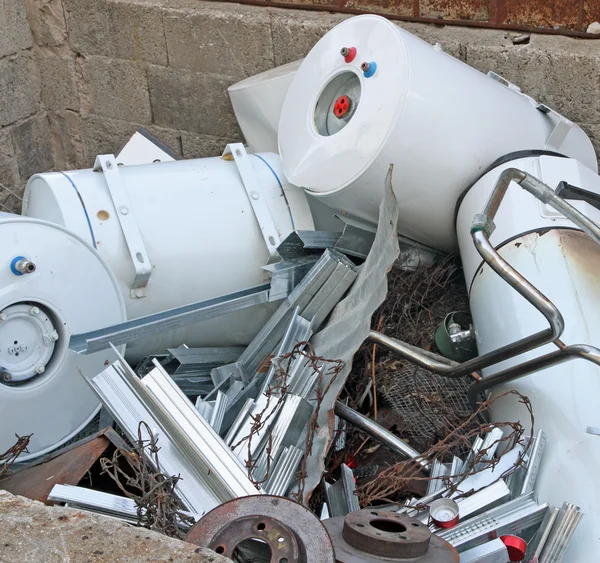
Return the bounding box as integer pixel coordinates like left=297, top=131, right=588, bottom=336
left=0, top=2, right=54, bottom=213
left=9, top=0, right=600, bottom=190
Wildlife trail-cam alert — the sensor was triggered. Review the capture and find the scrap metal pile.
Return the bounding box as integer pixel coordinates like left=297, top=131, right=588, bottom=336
left=2, top=12, right=600, bottom=563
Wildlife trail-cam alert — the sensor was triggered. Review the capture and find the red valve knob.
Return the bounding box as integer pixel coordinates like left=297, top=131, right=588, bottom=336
left=340, top=46, right=357, bottom=63
left=333, top=95, right=351, bottom=118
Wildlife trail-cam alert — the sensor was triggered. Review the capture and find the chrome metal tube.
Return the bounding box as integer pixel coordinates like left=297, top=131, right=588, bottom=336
left=334, top=401, right=430, bottom=472
left=468, top=344, right=600, bottom=408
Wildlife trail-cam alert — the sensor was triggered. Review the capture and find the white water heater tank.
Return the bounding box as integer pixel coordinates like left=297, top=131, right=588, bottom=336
left=456, top=155, right=600, bottom=562
left=229, top=60, right=302, bottom=154
left=23, top=149, right=314, bottom=363
left=0, top=215, right=126, bottom=460
left=279, top=15, right=598, bottom=252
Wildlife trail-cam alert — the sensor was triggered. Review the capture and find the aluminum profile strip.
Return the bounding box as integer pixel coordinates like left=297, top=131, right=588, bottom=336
left=71, top=283, right=271, bottom=354
left=253, top=394, right=313, bottom=482
left=288, top=361, right=321, bottom=399
left=334, top=416, right=347, bottom=452
left=450, top=456, right=463, bottom=481
left=221, top=374, right=266, bottom=434
left=539, top=502, right=583, bottom=563
left=235, top=250, right=343, bottom=380
left=320, top=502, right=331, bottom=521
left=311, top=266, right=357, bottom=329
left=524, top=505, right=559, bottom=562
left=169, top=346, right=246, bottom=376
left=140, top=364, right=259, bottom=504
left=264, top=255, right=320, bottom=301
left=260, top=308, right=314, bottom=396
left=275, top=231, right=342, bottom=261
left=475, top=427, right=504, bottom=470
left=341, top=463, right=360, bottom=513
left=231, top=394, right=281, bottom=460
left=195, top=397, right=213, bottom=421
left=458, top=538, right=510, bottom=563
left=49, top=484, right=140, bottom=520
left=84, top=357, right=216, bottom=514
left=425, top=480, right=510, bottom=526
left=263, top=445, right=303, bottom=496
left=426, top=460, right=448, bottom=496
left=451, top=445, right=523, bottom=499
left=333, top=223, right=377, bottom=259
left=461, top=436, right=484, bottom=474
left=520, top=430, right=546, bottom=497
left=225, top=380, right=244, bottom=403
left=439, top=493, right=548, bottom=551
left=224, top=398, right=255, bottom=446
left=324, top=480, right=347, bottom=518
left=209, top=391, right=228, bottom=434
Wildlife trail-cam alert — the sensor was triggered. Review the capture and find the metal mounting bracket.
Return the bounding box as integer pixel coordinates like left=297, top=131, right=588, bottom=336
left=223, top=144, right=281, bottom=262
left=93, top=154, right=152, bottom=298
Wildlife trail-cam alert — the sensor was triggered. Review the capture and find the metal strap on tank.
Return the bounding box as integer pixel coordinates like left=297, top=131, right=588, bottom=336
left=223, top=144, right=281, bottom=262
left=93, top=154, right=152, bottom=298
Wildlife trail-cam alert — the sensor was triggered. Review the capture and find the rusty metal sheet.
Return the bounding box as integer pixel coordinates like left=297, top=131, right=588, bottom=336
left=0, top=427, right=128, bottom=504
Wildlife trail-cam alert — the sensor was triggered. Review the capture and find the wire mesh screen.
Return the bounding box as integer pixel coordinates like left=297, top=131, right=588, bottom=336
left=370, top=255, right=477, bottom=457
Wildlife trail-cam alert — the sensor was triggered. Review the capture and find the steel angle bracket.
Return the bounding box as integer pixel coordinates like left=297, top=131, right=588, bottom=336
left=93, top=154, right=152, bottom=297
left=223, top=144, right=282, bottom=262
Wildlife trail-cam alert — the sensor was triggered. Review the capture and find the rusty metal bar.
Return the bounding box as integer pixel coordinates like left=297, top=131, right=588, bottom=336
left=214, top=0, right=600, bottom=38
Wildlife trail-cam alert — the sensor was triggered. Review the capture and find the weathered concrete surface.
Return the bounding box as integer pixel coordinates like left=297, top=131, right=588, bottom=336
left=0, top=490, right=231, bottom=563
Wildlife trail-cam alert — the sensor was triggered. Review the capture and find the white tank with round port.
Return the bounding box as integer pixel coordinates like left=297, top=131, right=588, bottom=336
left=23, top=150, right=314, bottom=363
left=279, top=14, right=598, bottom=252
left=0, top=214, right=126, bottom=460
left=456, top=155, right=600, bottom=561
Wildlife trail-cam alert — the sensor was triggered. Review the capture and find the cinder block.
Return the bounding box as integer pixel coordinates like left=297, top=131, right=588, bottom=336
left=39, top=55, right=79, bottom=112
left=64, top=0, right=168, bottom=65
left=48, top=110, right=87, bottom=169
left=148, top=65, right=241, bottom=138
left=0, top=0, right=33, bottom=57
left=82, top=114, right=140, bottom=165
left=11, top=114, right=55, bottom=180
left=0, top=54, right=41, bottom=128
left=420, top=0, right=488, bottom=21
left=24, top=0, right=67, bottom=48
left=0, top=129, right=19, bottom=192
left=465, top=43, right=600, bottom=124
left=164, top=3, right=274, bottom=77
left=181, top=131, right=236, bottom=159
left=270, top=9, right=349, bottom=66
left=82, top=56, right=151, bottom=123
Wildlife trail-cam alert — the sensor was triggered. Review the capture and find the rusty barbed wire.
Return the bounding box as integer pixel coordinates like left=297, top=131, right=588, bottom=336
left=0, top=433, right=32, bottom=476
left=100, top=421, right=194, bottom=538
left=357, top=390, right=533, bottom=506
left=232, top=342, right=345, bottom=496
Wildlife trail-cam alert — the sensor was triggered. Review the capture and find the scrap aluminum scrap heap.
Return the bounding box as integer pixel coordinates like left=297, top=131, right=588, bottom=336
left=1, top=13, right=600, bottom=563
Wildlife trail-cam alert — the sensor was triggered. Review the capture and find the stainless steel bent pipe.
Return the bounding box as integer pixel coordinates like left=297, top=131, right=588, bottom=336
left=370, top=167, right=600, bottom=380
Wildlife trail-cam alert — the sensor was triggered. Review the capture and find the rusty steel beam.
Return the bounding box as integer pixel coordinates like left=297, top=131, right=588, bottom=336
left=0, top=428, right=129, bottom=504
left=222, top=0, right=599, bottom=38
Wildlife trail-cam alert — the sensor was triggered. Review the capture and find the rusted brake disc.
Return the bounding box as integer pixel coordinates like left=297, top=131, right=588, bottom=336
left=322, top=508, right=459, bottom=563
left=185, top=495, right=335, bottom=563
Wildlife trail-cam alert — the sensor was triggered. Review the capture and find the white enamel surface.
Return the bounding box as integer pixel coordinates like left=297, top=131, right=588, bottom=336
left=23, top=154, right=314, bottom=362
left=0, top=217, right=125, bottom=460
left=229, top=60, right=302, bottom=154
left=457, top=156, right=600, bottom=561
left=279, top=15, right=597, bottom=251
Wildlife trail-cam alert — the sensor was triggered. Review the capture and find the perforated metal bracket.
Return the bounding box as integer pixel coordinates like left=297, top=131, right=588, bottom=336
left=223, top=144, right=281, bottom=262
left=93, top=154, right=152, bottom=298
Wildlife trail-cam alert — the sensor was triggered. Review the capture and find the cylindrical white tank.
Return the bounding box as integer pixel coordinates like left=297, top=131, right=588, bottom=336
left=0, top=214, right=126, bottom=460
left=279, top=15, right=598, bottom=252
left=23, top=152, right=314, bottom=362
left=229, top=60, right=302, bottom=154
left=457, top=155, right=600, bottom=562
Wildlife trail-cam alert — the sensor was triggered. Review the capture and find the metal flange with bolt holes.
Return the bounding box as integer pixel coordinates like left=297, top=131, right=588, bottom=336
left=322, top=509, right=459, bottom=562
left=185, top=495, right=335, bottom=563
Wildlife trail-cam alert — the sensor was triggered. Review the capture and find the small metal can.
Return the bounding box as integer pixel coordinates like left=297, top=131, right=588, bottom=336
left=500, top=535, right=527, bottom=561
left=429, top=499, right=460, bottom=528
